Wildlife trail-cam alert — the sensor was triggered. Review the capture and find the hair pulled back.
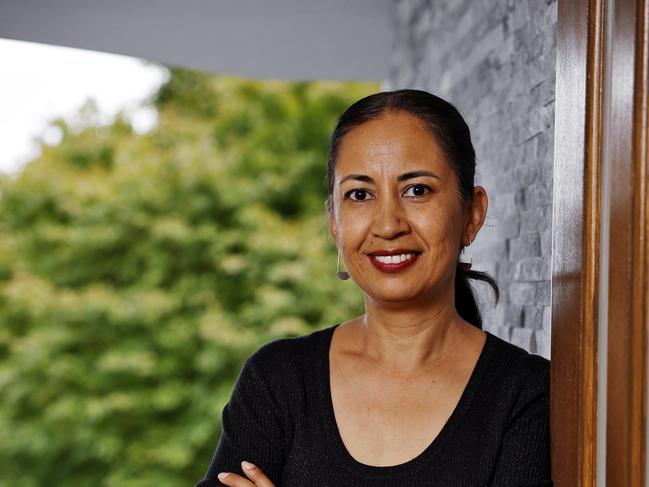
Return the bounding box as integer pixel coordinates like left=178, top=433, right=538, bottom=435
left=326, top=89, right=499, bottom=329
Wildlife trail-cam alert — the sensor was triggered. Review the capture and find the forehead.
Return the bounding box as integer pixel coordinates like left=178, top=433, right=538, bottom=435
left=336, top=111, right=450, bottom=177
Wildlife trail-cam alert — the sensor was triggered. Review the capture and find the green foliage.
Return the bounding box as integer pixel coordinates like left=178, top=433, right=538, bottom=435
left=0, top=69, right=376, bottom=486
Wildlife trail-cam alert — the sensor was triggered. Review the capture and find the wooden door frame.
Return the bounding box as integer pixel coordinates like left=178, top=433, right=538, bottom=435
left=552, top=0, right=649, bottom=485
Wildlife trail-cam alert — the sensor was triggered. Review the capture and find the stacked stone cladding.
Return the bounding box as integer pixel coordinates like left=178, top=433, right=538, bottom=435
left=385, top=0, right=557, bottom=358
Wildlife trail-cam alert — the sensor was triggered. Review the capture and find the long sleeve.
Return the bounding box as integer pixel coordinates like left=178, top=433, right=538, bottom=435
left=194, top=354, right=289, bottom=487
left=489, top=355, right=552, bottom=487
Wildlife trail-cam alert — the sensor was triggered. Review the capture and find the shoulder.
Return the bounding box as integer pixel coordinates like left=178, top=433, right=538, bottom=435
left=241, top=324, right=335, bottom=386
left=488, top=331, right=550, bottom=382
left=230, top=325, right=335, bottom=422
left=486, top=332, right=550, bottom=419
left=484, top=335, right=552, bottom=484
left=247, top=324, right=333, bottom=367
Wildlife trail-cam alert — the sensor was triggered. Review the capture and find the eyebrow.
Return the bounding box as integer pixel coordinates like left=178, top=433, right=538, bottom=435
left=339, top=170, right=440, bottom=185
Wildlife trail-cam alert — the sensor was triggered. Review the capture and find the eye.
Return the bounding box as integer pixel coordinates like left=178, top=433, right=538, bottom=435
left=344, top=188, right=374, bottom=201
left=403, top=184, right=432, bottom=198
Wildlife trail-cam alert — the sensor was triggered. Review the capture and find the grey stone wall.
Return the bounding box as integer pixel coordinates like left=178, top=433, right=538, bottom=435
left=385, top=0, right=557, bottom=358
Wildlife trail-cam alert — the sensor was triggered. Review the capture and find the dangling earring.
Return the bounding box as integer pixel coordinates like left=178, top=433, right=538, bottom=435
left=459, top=240, right=473, bottom=271
left=337, top=249, right=350, bottom=280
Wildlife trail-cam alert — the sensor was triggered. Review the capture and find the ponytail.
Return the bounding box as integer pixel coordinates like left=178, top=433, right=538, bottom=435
left=455, top=266, right=500, bottom=329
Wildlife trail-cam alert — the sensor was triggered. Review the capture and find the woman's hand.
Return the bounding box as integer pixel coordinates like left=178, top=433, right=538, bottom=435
left=217, top=460, right=276, bottom=487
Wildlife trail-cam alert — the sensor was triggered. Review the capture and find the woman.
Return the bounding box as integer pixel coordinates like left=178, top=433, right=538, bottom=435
left=195, top=90, right=551, bottom=486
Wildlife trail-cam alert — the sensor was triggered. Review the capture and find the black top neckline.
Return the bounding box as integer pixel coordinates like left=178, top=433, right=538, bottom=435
left=317, top=323, right=498, bottom=480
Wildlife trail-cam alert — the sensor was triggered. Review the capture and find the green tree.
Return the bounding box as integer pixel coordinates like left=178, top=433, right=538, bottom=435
left=0, top=67, right=376, bottom=486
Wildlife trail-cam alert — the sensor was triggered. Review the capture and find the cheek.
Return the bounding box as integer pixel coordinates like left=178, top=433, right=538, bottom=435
left=336, top=209, right=371, bottom=242
left=410, top=206, right=464, bottom=253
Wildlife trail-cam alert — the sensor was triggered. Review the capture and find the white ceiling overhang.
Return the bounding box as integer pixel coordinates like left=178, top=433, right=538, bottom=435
left=0, top=0, right=393, bottom=80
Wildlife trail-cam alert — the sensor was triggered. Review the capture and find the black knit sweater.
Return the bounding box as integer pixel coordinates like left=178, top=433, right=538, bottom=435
left=195, top=323, right=552, bottom=486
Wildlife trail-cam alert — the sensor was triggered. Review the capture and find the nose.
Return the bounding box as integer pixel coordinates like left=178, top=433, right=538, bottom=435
left=371, top=192, right=410, bottom=240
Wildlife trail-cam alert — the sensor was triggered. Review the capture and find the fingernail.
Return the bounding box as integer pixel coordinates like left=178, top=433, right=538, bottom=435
left=217, top=472, right=230, bottom=480
left=242, top=460, right=255, bottom=470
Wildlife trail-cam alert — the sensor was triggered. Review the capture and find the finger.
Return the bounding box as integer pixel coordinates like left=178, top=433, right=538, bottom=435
left=241, top=460, right=276, bottom=487
left=217, top=471, right=255, bottom=486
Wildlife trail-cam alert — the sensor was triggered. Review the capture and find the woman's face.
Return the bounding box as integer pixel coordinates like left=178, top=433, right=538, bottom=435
left=327, top=110, right=486, bottom=306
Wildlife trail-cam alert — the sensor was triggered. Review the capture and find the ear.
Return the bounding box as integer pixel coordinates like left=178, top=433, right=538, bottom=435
left=327, top=203, right=338, bottom=245
left=463, top=186, right=488, bottom=245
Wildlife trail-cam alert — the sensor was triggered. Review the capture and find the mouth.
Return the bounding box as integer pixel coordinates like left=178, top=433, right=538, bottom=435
left=367, top=249, right=421, bottom=273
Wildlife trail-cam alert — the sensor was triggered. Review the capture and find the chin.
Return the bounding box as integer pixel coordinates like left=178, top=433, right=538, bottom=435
left=363, top=285, right=427, bottom=305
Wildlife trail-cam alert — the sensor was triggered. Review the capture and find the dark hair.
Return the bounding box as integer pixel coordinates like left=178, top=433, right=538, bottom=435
left=326, top=89, right=499, bottom=329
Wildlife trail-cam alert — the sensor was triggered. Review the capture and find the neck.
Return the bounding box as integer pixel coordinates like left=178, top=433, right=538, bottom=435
left=353, top=286, right=473, bottom=376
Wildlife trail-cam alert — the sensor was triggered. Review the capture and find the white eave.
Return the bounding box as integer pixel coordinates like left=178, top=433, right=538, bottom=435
left=0, top=0, right=393, bottom=81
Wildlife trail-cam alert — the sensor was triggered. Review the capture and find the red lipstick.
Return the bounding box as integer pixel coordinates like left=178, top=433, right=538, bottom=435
left=367, top=249, right=420, bottom=273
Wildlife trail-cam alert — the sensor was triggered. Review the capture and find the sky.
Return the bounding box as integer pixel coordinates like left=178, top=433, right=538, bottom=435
left=0, top=38, right=169, bottom=175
